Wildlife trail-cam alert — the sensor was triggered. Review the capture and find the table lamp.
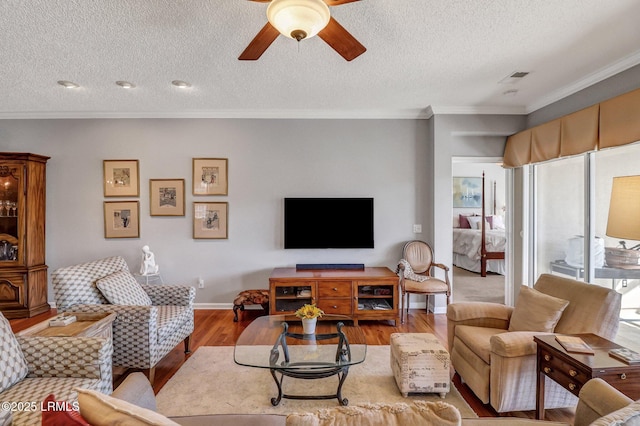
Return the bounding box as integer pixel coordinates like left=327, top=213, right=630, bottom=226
left=605, top=175, right=640, bottom=268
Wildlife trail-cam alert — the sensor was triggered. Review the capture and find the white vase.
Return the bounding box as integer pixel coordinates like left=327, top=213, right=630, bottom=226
left=302, top=317, right=317, bottom=334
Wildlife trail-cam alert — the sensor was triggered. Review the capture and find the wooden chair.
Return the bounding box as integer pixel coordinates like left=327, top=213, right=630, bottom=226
left=398, top=240, right=451, bottom=324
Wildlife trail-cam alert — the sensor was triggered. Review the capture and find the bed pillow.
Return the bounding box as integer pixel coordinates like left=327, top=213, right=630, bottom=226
left=492, top=215, right=505, bottom=230
left=486, top=215, right=494, bottom=229
left=459, top=214, right=471, bottom=229
left=509, top=286, right=569, bottom=332
left=96, top=270, right=152, bottom=306
left=467, top=216, right=483, bottom=229
left=453, top=216, right=460, bottom=228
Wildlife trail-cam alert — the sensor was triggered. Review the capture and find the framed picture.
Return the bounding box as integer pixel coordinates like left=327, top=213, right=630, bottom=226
left=193, top=202, right=228, bottom=239
left=103, top=159, right=140, bottom=197
left=104, top=201, right=140, bottom=238
left=453, top=177, right=482, bottom=208
left=150, top=179, right=185, bottom=216
left=192, top=158, right=228, bottom=195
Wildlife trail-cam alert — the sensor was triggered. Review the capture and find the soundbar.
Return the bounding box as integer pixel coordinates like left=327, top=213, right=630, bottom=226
left=296, top=263, right=365, bottom=271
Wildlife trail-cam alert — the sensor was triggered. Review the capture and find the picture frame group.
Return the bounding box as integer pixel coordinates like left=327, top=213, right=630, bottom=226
left=102, top=158, right=229, bottom=239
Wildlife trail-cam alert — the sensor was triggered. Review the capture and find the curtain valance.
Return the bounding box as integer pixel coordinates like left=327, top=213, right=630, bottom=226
left=503, top=88, right=640, bottom=168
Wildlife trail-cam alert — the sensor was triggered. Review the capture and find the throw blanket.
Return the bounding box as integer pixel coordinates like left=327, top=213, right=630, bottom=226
left=396, top=259, right=430, bottom=282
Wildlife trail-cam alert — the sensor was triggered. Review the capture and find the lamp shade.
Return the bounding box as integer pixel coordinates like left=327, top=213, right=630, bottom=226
left=267, top=0, right=330, bottom=41
left=606, top=175, right=640, bottom=241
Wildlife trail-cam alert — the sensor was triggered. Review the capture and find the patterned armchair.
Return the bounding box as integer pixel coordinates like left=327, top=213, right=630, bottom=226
left=51, top=256, right=195, bottom=385
left=0, top=313, right=112, bottom=425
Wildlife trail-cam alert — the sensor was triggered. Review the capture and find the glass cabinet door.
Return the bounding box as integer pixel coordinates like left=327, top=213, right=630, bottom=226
left=0, top=163, right=21, bottom=263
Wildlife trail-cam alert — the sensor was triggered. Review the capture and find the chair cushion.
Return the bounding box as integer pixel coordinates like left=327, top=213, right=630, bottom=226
left=508, top=286, right=569, bottom=332
left=404, top=278, right=449, bottom=293
left=77, top=387, right=180, bottom=426
left=0, top=313, right=28, bottom=393
left=454, top=325, right=506, bottom=364
left=96, top=270, right=152, bottom=306
left=156, top=306, right=192, bottom=343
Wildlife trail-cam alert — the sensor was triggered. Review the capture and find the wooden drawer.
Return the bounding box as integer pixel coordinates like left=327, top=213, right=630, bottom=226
left=318, top=281, right=352, bottom=298
left=539, top=349, right=588, bottom=396
left=317, top=298, right=352, bottom=315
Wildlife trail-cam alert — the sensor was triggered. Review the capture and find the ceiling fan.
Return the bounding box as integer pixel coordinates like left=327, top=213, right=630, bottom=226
left=239, top=0, right=366, bottom=61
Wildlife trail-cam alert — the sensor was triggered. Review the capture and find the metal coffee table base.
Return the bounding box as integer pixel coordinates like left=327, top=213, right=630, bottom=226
left=269, top=321, right=352, bottom=406
left=270, top=365, right=350, bottom=406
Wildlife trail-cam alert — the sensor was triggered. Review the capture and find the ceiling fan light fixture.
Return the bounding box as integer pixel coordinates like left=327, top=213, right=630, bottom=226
left=267, top=0, right=330, bottom=41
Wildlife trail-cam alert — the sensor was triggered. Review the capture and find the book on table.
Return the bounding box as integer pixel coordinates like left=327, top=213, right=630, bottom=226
left=609, top=347, right=640, bottom=364
left=555, top=335, right=595, bottom=354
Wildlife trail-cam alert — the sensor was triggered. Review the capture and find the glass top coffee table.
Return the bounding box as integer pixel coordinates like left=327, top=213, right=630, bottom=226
left=234, top=315, right=367, bottom=406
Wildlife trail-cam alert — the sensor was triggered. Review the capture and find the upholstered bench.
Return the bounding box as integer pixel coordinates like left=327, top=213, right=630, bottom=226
left=390, top=332, right=451, bottom=398
left=233, top=289, right=269, bottom=322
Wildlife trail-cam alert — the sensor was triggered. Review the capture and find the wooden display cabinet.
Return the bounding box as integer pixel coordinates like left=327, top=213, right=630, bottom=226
left=269, top=267, right=398, bottom=325
left=0, top=153, right=50, bottom=318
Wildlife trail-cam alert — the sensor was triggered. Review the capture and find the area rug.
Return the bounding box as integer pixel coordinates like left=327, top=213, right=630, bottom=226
left=156, top=346, right=477, bottom=418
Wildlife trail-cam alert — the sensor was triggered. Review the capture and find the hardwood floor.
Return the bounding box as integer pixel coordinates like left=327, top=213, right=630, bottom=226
left=9, top=308, right=574, bottom=422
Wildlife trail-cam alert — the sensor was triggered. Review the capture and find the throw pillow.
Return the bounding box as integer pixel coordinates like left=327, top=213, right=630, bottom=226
left=77, top=388, right=180, bottom=426
left=286, top=401, right=461, bottom=426
left=0, top=312, right=29, bottom=394
left=41, top=394, right=90, bottom=426
left=96, top=270, right=152, bottom=306
left=509, top=286, right=570, bottom=332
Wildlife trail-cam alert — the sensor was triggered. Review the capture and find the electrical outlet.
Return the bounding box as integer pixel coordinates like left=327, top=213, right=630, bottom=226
left=413, top=224, right=422, bottom=233
left=198, top=278, right=204, bottom=289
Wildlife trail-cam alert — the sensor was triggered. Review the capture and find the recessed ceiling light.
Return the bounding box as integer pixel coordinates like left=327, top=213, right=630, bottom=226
left=57, top=80, right=80, bottom=89
left=116, top=81, right=135, bottom=89
left=171, top=80, right=192, bottom=88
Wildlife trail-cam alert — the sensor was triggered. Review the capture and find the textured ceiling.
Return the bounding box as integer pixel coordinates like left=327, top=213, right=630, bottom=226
left=2, top=0, right=640, bottom=119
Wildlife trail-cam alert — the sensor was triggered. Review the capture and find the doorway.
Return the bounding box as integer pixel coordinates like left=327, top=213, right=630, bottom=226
left=451, top=157, right=507, bottom=304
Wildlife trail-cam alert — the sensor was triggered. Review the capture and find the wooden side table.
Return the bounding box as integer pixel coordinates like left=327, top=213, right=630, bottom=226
left=16, top=312, right=116, bottom=340
left=534, top=333, right=640, bottom=420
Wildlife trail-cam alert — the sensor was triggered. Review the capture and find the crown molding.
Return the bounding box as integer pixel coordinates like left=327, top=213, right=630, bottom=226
left=429, top=105, right=527, bottom=115
left=525, top=49, right=640, bottom=113
left=0, top=108, right=432, bottom=120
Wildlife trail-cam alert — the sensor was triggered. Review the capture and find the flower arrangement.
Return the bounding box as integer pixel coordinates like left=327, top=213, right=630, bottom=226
left=295, top=304, right=324, bottom=320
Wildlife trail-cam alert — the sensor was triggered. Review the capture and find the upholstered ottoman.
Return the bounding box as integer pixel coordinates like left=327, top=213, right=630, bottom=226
left=233, top=289, right=270, bottom=322
left=390, top=332, right=451, bottom=398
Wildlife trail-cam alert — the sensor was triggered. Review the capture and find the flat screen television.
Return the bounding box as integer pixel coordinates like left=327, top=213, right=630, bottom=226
left=284, top=198, right=374, bottom=249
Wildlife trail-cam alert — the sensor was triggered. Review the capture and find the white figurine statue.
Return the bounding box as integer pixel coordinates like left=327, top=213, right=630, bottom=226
left=140, top=245, right=159, bottom=276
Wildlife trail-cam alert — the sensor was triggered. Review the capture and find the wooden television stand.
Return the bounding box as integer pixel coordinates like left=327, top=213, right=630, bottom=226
left=269, top=267, right=399, bottom=325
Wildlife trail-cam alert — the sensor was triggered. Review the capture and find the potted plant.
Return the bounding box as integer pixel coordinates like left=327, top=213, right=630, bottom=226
left=295, top=304, right=324, bottom=334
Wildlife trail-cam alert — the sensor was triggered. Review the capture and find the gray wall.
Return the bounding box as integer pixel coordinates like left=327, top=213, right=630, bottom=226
left=527, top=63, right=640, bottom=127
left=1, top=118, right=433, bottom=307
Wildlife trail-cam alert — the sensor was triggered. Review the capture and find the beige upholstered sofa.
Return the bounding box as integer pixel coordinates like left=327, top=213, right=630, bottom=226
left=51, top=256, right=195, bottom=385
left=447, top=273, right=622, bottom=413
left=0, top=312, right=112, bottom=426
left=72, top=373, right=640, bottom=425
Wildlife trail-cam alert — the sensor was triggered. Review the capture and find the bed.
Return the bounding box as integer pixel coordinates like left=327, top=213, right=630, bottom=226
left=452, top=173, right=506, bottom=276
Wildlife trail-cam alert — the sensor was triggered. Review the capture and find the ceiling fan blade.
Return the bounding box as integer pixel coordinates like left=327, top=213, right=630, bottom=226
left=318, top=17, right=366, bottom=61
left=239, top=23, right=280, bottom=60
left=324, top=0, right=361, bottom=5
